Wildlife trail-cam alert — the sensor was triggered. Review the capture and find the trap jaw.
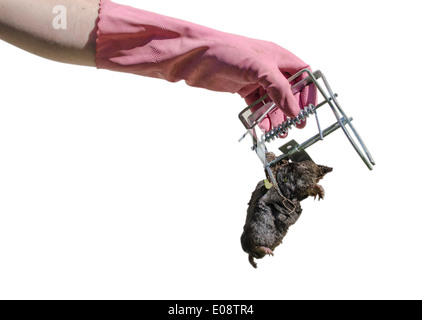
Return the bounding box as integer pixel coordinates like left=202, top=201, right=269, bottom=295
left=238, top=69, right=376, bottom=191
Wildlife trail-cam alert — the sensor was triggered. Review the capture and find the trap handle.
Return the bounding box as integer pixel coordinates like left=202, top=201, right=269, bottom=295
left=238, top=69, right=376, bottom=171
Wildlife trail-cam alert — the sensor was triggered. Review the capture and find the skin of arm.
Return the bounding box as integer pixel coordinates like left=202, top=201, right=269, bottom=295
left=0, top=0, right=99, bottom=66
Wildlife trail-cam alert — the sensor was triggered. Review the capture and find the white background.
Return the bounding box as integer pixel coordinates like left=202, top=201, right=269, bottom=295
left=0, top=0, right=420, bottom=300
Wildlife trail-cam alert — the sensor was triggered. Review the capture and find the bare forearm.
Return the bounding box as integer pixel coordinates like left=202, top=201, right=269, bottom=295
left=0, top=0, right=99, bottom=66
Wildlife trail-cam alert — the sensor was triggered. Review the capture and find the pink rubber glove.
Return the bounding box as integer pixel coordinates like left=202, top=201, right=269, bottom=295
left=96, top=0, right=317, bottom=132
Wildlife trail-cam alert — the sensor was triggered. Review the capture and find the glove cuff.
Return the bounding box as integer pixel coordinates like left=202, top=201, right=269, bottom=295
left=95, top=0, right=220, bottom=84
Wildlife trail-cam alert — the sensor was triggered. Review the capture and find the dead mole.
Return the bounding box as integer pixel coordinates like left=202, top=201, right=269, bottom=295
left=241, top=156, right=332, bottom=268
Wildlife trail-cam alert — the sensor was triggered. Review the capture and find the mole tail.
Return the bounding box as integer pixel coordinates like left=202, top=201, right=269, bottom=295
left=249, top=254, right=257, bottom=269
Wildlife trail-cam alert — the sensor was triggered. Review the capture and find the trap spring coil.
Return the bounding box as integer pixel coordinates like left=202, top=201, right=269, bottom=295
left=264, top=105, right=316, bottom=142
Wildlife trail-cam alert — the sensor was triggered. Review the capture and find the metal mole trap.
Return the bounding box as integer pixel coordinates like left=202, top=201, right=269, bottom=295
left=238, top=69, right=375, bottom=192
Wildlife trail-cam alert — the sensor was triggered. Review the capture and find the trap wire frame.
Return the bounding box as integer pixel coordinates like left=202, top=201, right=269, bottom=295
left=238, top=69, right=375, bottom=190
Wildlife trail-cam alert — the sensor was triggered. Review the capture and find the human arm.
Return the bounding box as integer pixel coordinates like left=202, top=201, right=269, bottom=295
left=0, top=0, right=99, bottom=66
left=0, top=0, right=316, bottom=130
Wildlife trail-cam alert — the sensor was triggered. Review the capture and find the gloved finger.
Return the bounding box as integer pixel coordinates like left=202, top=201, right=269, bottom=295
left=244, top=89, right=272, bottom=132
left=291, top=67, right=318, bottom=109
left=243, top=84, right=293, bottom=134
left=296, top=71, right=317, bottom=129
left=268, top=108, right=288, bottom=139
left=258, top=68, right=300, bottom=119
left=244, top=87, right=271, bottom=108
left=278, top=70, right=305, bottom=129
left=282, top=67, right=318, bottom=129
left=294, top=84, right=314, bottom=129
left=299, top=79, right=317, bottom=108
left=258, top=116, right=271, bottom=132
left=244, top=88, right=264, bottom=113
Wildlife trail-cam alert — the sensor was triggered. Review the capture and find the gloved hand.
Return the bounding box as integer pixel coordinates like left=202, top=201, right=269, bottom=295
left=96, top=0, right=317, bottom=132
